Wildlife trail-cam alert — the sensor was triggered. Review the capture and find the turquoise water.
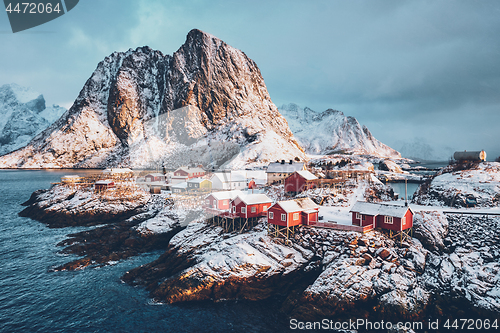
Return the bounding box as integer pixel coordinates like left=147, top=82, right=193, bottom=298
left=0, top=170, right=286, bottom=333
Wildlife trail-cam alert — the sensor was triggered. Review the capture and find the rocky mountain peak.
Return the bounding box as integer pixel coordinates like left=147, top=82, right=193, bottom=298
left=0, top=30, right=304, bottom=169
left=279, top=103, right=401, bottom=158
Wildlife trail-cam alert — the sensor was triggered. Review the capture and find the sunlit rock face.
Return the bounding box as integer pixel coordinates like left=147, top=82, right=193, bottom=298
left=0, top=29, right=305, bottom=169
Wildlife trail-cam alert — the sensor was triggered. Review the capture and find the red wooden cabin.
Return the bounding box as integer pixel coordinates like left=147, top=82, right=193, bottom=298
left=268, top=197, right=319, bottom=227
left=349, top=201, right=413, bottom=231
left=95, top=180, right=115, bottom=192
left=284, top=170, right=318, bottom=193
left=145, top=173, right=165, bottom=182
left=204, top=190, right=243, bottom=213
left=230, top=194, right=272, bottom=219
left=174, top=166, right=205, bottom=179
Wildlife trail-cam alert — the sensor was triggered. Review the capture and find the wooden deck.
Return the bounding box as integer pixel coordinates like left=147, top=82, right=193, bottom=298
left=306, top=221, right=374, bottom=233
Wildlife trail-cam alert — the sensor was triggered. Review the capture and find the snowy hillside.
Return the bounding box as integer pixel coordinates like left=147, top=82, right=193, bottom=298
left=0, top=29, right=305, bottom=169
left=279, top=103, right=400, bottom=158
left=0, top=84, right=66, bottom=156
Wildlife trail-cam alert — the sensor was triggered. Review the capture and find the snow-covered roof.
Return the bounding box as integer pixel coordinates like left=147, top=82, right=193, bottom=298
left=188, top=178, right=210, bottom=184
left=349, top=201, right=412, bottom=218
left=266, top=162, right=305, bottom=174
left=211, top=171, right=247, bottom=183
left=206, top=190, right=243, bottom=201
left=62, top=175, right=81, bottom=179
left=175, top=166, right=205, bottom=174
left=294, top=170, right=318, bottom=180
left=171, top=182, right=188, bottom=189
left=146, top=173, right=164, bottom=177
left=96, top=180, right=114, bottom=185
left=245, top=170, right=267, bottom=180
left=236, top=193, right=272, bottom=205
left=172, top=175, right=189, bottom=179
left=274, top=197, right=319, bottom=213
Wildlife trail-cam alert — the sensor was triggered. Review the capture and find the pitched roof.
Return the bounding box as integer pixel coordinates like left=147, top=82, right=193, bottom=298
left=294, top=170, right=318, bottom=180
left=274, top=197, right=319, bottom=213
left=349, top=201, right=412, bottom=218
left=188, top=178, right=211, bottom=184
left=206, top=190, right=243, bottom=201
left=266, top=162, right=305, bottom=173
left=146, top=173, right=164, bottom=177
left=236, top=193, right=272, bottom=205
left=211, top=171, right=247, bottom=183
left=175, top=166, right=205, bottom=174
left=171, top=182, right=188, bottom=189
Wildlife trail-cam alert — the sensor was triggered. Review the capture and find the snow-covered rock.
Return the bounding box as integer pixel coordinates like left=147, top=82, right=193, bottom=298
left=19, top=184, right=151, bottom=227
left=0, top=83, right=66, bottom=155
left=379, top=159, right=403, bottom=173
left=414, top=162, right=500, bottom=207
left=413, top=211, right=449, bottom=252
left=279, top=103, right=400, bottom=158
left=0, top=29, right=304, bottom=169
left=123, top=221, right=315, bottom=303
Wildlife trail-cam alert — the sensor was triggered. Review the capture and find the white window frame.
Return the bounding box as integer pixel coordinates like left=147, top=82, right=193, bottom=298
left=232, top=206, right=236, bottom=213
left=241, top=207, right=246, bottom=213
left=251, top=206, right=256, bottom=213
left=402, top=216, right=406, bottom=225
left=355, top=212, right=361, bottom=219
left=384, top=216, right=393, bottom=224
left=293, top=213, right=299, bottom=220
left=269, top=211, right=274, bottom=219
left=281, top=213, right=286, bottom=221
left=205, top=199, right=210, bottom=205
left=263, top=205, right=268, bottom=211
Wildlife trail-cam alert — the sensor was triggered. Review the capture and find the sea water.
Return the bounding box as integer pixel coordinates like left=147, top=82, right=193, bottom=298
left=0, top=170, right=285, bottom=333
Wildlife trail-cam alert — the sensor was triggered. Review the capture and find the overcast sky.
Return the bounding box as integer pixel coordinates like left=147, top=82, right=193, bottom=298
left=1, top=0, right=499, bottom=160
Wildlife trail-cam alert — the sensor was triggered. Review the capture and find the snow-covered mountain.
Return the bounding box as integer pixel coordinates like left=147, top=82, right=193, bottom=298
left=0, top=84, right=66, bottom=156
left=0, top=29, right=305, bottom=169
left=279, top=103, right=400, bottom=158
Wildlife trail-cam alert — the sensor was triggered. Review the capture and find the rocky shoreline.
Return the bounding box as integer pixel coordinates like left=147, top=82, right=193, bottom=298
left=19, top=184, right=500, bottom=327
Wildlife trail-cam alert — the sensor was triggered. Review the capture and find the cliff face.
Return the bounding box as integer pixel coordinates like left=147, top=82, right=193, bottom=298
left=0, top=29, right=304, bottom=169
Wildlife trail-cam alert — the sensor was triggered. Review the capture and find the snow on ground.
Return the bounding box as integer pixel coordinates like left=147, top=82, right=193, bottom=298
left=414, top=162, right=500, bottom=208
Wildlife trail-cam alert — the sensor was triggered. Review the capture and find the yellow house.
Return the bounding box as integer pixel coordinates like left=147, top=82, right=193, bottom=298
left=187, top=178, right=212, bottom=191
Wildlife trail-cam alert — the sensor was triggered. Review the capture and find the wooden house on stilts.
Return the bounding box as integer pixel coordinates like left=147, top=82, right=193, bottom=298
left=267, top=197, right=319, bottom=242
left=349, top=201, right=414, bottom=243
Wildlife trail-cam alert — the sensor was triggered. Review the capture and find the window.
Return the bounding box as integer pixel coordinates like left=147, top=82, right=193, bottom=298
left=355, top=212, right=361, bottom=219
left=384, top=216, right=393, bottom=224
left=241, top=207, right=246, bottom=213
left=205, top=199, right=210, bottom=205
left=402, top=216, right=406, bottom=225
left=251, top=207, right=256, bottom=213
left=293, top=213, right=299, bottom=220
left=232, top=206, right=236, bottom=213
left=281, top=214, right=286, bottom=221
left=263, top=205, right=268, bottom=211
left=269, top=212, right=274, bottom=219
left=362, top=215, right=366, bottom=221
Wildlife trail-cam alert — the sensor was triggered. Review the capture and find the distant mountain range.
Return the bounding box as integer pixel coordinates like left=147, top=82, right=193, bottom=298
left=0, top=84, right=66, bottom=156
left=278, top=103, right=401, bottom=158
